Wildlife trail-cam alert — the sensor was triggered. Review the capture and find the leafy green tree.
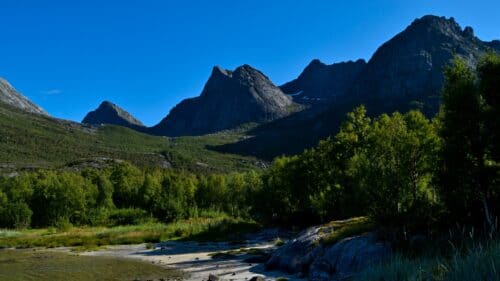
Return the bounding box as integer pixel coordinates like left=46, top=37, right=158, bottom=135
left=82, top=169, right=114, bottom=210
left=353, top=111, right=440, bottom=227
left=110, top=163, right=143, bottom=208
left=330, top=106, right=372, bottom=217
left=196, top=174, right=227, bottom=211
left=439, top=55, right=500, bottom=229
left=0, top=175, right=34, bottom=228
left=31, top=171, right=96, bottom=227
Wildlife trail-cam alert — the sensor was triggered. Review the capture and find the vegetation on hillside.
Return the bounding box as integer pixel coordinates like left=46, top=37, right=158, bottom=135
left=0, top=103, right=261, bottom=173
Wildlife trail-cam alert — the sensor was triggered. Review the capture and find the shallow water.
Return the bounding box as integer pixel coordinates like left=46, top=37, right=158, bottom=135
left=0, top=249, right=183, bottom=281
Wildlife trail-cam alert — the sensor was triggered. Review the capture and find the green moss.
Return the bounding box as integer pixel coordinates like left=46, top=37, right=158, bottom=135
left=320, top=217, right=375, bottom=245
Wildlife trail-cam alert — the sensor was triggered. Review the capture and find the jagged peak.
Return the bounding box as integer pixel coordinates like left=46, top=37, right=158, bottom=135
left=411, top=15, right=458, bottom=26
left=407, top=15, right=476, bottom=39
left=233, top=64, right=265, bottom=76
left=211, top=65, right=231, bottom=77
left=303, top=58, right=366, bottom=72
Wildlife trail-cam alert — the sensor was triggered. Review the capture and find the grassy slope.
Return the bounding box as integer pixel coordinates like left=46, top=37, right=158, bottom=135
left=0, top=103, right=261, bottom=173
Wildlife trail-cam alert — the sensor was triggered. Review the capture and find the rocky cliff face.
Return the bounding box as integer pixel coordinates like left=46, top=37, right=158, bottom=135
left=349, top=15, right=500, bottom=115
left=82, top=101, right=145, bottom=130
left=280, top=59, right=366, bottom=104
left=151, top=65, right=295, bottom=136
left=217, top=15, right=500, bottom=159
left=0, top=78, right=48, bottom=115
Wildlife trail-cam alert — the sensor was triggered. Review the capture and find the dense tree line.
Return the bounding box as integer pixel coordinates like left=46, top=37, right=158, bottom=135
left=0, top=165, right=262, bottom=228
left=0, top=54, right=498, bottom=232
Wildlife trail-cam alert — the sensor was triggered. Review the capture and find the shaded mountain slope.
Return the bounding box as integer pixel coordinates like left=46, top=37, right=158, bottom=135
left=151, top=65, right=296, bottom=136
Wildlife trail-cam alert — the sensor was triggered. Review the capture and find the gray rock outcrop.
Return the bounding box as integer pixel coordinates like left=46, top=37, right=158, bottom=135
left=0, top=77, right=48, bottom=115
left=266, top=224, right=391, bottom=281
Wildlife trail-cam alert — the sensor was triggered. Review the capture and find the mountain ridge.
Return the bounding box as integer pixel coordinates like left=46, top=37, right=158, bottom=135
left=151, top=64, right=296, bottom=136
left=0, top=78, right=48, bottom=116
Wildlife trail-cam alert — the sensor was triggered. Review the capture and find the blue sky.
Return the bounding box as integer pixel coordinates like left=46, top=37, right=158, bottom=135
left=0, top=0, right=499, bottom=126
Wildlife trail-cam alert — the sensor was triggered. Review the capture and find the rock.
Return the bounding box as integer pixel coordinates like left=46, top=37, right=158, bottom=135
left=266, top=221, right=391, bottom=281
left=82, top=101, right=145, bottom=130
left=308, top=233, right=391, bottom=281
left=150, top=64, right=297, bottom=136
left=0, top=77, right=48, bottom=115
left=208, top=273, right=220, bottom=281
left=249, top=276, right=265, bottom=281
left=266, top=226, right=325, bottom=274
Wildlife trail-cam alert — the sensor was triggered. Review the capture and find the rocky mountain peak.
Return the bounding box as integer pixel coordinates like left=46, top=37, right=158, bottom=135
left=280, top=59, right=367, bottom=103
left=348, top=14, right=499, bottom=116
left=151, top=64, right=295, bottom=136
left=82, top=101, right=144, bottom=129
left=410, top=15, right=480, bottom=41
left=0, top=77, right=48, bottom=115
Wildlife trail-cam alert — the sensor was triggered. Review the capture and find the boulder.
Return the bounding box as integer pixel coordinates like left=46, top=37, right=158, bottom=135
left=266, top=224, right=391, bottom=281
left=308, top=233, right=391, bottom=281
left=265, top=226, right=324, bottom=274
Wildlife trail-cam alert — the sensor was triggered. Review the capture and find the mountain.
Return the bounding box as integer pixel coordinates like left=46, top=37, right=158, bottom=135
left=349, top=15, right=500, bottom=116
left=280, top=59, right=366, bottom=104
left=215, top=15, right=500, bottom=159
left=151, top=64, right=296, bottom=136
left=82, top=101, right=145, bottom=130
left=0, top=77, right=48, bottom=115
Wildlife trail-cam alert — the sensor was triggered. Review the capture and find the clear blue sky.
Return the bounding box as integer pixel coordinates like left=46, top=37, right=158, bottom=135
left=0, top=0, right=499, bottom=126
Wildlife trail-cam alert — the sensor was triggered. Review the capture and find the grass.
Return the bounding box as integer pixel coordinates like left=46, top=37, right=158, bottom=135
left=354, top=240, right=500, bottom=281
left=0, top=216, right=261, bottom=249
left=0, top=103, right=262, bottom=173
left=0, top=249, right=183, bottom=281
left=320, top=217, right=375, bottom=245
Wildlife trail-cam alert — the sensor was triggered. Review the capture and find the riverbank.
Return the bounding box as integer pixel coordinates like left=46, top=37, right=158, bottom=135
left=77, top=234, right=302, bottom=281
